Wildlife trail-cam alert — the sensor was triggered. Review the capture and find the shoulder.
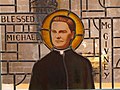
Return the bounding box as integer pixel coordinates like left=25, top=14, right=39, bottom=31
left=32, top=51, right=56, bottom=68
left=70, top=50, right=88, bottom=60
left=70, top=50, right=92, bottom=66
left=36, top=51, right=54, bottom=62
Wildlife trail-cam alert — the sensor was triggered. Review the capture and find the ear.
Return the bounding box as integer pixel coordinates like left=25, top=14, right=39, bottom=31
left=71, top=31, right=75, bottom=39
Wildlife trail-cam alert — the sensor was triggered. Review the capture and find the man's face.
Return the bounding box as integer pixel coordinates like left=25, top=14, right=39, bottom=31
left=51, top=21, right=74, bottom=49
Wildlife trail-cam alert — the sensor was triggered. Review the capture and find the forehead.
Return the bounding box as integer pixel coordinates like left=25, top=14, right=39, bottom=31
left=51, top=21, right=69, bottom=30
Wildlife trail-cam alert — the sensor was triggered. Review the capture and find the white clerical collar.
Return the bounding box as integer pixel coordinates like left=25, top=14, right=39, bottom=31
left=54, top=48, right=70, bottom=55
left=60, top=50, right=64, bottom=55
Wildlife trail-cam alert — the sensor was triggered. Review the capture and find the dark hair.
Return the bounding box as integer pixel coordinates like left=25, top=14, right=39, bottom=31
left=50, top=15, right=76, bottom=32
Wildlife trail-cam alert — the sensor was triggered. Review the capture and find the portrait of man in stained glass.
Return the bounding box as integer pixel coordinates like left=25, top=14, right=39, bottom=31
left=29, top=9, right=95, bottom=90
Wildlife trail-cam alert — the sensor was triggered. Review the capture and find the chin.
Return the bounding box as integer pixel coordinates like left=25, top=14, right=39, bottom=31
left=53, top=42, right=69, bottom=49
left=54, top=45, right=68, bottom=50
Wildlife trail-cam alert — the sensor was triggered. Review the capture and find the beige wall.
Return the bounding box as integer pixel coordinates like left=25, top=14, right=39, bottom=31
left=0, top=0, right=120, bottom=89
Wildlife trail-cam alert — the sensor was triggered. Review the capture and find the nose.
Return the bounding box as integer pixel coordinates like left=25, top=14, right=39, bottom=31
left=55, top=33, right=61, bottom=39
left=56, top=36, right=61, bottom=39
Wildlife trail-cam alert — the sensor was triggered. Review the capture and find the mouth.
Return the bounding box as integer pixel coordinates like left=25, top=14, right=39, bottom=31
left=55, top=40, right=64, bottom=43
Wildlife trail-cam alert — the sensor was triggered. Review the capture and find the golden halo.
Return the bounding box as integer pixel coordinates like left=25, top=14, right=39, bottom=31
left=41, top=9, right=84, bottom=50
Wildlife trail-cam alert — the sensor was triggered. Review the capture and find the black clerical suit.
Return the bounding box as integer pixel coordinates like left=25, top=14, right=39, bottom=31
left=29, top=49, right=95, bottom=90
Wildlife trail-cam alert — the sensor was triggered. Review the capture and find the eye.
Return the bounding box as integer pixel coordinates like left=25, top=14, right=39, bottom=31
left=51, top=30, right=57, bottom=33
left=59, top=30, right=67, bottom=33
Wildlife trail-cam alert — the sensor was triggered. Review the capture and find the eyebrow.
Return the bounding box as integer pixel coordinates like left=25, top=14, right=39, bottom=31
left=51, top=29, right=68, bottom=33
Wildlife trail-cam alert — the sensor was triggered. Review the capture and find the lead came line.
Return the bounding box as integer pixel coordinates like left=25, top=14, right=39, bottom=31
left=62, top=52, right=69, bottom=90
